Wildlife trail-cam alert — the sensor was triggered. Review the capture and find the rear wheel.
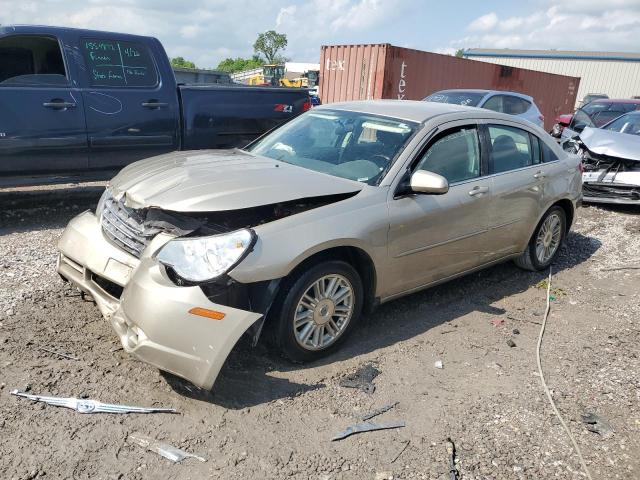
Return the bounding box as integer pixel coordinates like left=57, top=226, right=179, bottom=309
left=273, top=260, right=363, bottom=362
left=514, top=206, right=566, bottom=271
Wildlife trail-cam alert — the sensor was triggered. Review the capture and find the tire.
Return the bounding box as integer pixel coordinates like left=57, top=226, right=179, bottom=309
left=272, top=260, right=363, bottom=363
left=514, top=206, right=566, bottom=271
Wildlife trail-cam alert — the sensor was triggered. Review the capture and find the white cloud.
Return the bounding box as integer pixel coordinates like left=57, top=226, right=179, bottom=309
left=276, top=5, right=297, bottom=28
left=468, top=12, right=498, bottom=32
left=450, top=2, right=640, bottom=52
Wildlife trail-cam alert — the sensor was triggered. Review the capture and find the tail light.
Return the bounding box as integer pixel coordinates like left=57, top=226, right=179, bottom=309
left=303, top=98, right=312, bottom=112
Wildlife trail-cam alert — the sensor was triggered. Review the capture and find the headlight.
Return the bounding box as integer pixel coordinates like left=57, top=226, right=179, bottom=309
left=157, top=229, right=255, bottom=282
left=96, top=187, right=111, bottom=217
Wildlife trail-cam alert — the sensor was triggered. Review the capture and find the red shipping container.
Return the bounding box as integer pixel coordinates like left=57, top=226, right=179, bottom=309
left=319, top=44, right=580, bottom=131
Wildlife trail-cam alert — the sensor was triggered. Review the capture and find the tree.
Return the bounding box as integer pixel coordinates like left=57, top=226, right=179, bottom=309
left=253, top=30, right=287, bottom=64
left=455, top=49, right=466, bottom=58
left=171, top=57, right=196, bottom=69
left=216, top=55, right=265, bottom=73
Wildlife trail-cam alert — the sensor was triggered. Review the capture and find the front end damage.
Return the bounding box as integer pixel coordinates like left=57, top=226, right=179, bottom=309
left=57, top=188, right=357, bottom=389
left=569, top=128, right=640, bottom=205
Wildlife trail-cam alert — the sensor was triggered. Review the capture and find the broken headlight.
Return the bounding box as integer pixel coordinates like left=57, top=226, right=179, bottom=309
left=157, top=229, right=256, bottom=282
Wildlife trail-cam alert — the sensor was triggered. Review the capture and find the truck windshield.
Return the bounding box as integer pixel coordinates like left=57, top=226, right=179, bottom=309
left=424, top=91, right=485, bottom=107
left=246, top=110, right=418, bottom=185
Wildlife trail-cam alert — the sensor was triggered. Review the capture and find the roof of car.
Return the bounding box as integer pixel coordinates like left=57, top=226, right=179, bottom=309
left=429, top=89, right=534, bottom=101
left=591, top=98, right=640, bottom=105
left=316, top=100, right=486, bottom=123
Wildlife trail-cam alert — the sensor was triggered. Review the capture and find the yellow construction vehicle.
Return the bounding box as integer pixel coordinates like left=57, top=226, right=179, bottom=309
left=280, top=70, right=320, bottom=88
left=247, top=64, right=285, bottom=86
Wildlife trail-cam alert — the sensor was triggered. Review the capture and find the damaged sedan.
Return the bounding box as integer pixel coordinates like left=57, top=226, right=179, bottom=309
left=57, top=100, right=582, bottom=390
left=564, top=111, right=640, bottom=204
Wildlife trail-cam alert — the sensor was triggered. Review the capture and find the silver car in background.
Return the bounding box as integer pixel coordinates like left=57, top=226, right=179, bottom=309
left=57, top=100, right=581, bottom=390
left=425, top=89, right=545, bottom=128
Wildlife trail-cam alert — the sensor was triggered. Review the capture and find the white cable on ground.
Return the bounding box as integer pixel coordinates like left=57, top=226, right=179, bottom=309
left=536, top=267, right=593, bottom=480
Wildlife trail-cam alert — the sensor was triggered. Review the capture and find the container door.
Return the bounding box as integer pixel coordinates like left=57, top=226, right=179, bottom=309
left=386, top=124, right=491, bottom=296
left=0, top=34, right=87, bottom=174
left=78, top=36, right=179, bottom=169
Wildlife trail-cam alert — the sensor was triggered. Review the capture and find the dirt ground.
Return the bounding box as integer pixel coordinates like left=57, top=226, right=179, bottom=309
left=0, top=186, right=638, bottom=480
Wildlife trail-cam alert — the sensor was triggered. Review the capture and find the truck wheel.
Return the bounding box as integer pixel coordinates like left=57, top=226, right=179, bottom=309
left=274, top=260, right=363, bottom=362
left=514, top=206, right=566, bottom=271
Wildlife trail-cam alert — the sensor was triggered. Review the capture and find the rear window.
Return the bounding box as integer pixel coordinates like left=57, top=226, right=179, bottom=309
left=424, top=91, right=485, bottom=107
left=81, top=38, right=158, bottom=87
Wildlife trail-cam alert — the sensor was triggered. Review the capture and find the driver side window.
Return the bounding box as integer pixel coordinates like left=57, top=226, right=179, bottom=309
left=414, top=126, right=480, bottom=184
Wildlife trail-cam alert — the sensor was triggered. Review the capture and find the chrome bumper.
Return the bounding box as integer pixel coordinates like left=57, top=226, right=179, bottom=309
left=57, top=211, right=262, bottom=390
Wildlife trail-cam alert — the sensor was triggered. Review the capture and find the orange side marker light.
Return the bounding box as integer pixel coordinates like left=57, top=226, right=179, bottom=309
left=188, top=307, right=226, bottom=320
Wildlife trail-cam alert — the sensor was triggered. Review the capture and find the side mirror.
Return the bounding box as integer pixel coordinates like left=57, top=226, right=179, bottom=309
left=410, top=170, right=449, bottom=194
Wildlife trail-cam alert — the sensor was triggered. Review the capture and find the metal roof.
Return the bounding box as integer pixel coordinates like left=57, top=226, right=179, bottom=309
left=465, top=49, right=640, bottom=62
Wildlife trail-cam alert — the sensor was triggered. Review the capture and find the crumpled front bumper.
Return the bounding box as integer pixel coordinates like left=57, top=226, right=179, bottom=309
left=582, top=171, right=640, bottom=205
left=57, top=211, right=262, bottom=390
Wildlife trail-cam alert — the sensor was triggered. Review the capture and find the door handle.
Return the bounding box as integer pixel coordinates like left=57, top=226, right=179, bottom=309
left=468, top=186, right=489, bottom=196
left=43, top=100, right=76, bottom=109
left=141, top=101, right=169, bottom=109
left=533, top=170, right=546, bottom=179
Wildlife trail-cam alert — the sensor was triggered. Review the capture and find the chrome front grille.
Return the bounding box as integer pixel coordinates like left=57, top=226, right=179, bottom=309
left=101, top=196, right=152, bottom=258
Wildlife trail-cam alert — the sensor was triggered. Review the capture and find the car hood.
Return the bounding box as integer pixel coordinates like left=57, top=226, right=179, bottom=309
left=109, top=149, right=364, bottom=212
left=580, top=127, right=640, bottom=162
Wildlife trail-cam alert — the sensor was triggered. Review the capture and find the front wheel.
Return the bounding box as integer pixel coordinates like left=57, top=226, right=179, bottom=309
left=273, top=260, right=363, bottom=362
left=514, top=206, right=566, bottom=271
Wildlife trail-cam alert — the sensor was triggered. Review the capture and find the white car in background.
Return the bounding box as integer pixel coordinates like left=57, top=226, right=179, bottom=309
left=425, top=89, right=545, bottom=128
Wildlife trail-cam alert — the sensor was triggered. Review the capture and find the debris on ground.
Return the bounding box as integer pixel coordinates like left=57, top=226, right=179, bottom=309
left=127, top=433, right=206, bottom=463
left=512, top=328, right=520, bottom=335
left=360, top=402, right=399, bottom=421
left=38, top=346, right=80, bottom=361
left=506, top=339, right=516, bottom=348
left=10, top=390, right=177, bottom=414
left=490, top=318, right=505, bottom=327
left=331, top=421, right=405, bottom=441
left=445, top=438, right=459, bottom=480
left=388, top=439, right=410, bottom=464
left=434, top=360, right=444, bottom=369
left=339, top=362, right=380, bottom=394
left=582, top=412, right=615, bottom=438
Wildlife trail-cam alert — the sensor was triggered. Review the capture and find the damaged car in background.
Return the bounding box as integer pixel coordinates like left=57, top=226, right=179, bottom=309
left=564, top=110, right=640, bottom=204
left=57, top=100, right=582, bottom=390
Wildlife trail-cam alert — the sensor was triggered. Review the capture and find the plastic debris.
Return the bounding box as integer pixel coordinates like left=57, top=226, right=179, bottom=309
left=446, top=438, right=459, bottom=480
left=361, top=402, right=399, bottom=421
left=128, top=433, right=206, bottom=463
left=582, top=412, right=614, bottom=438
left=434, top=360, right=444, bottom=369
left=490, top=318, right=505, bottom=327
left=10, top=390, right=177, bottom=414
left=339, top=362, right=380, bottom=394
left=331, top=420, right=405, bottom=441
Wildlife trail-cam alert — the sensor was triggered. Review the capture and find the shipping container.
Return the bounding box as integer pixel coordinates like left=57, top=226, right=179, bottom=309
left=319, top=44, right=580, bottom=131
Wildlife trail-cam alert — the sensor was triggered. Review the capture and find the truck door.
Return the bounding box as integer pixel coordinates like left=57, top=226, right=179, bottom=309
left=0, top=34, right=88, bottom=175
left=77, top=36, right=179, bottom=169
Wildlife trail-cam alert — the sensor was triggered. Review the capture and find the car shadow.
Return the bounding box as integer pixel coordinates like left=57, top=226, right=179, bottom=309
left=582, top=202, right=640, bottom=216
left=166, top=230, right=601, bottom=409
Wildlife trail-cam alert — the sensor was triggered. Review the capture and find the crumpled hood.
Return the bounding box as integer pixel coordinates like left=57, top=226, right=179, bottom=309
left=109, top=149, right=363, bottom=212
left=580, top=127, right=640, bottom=162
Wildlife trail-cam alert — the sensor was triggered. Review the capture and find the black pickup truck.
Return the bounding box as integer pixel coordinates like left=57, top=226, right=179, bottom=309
left=0, top=25, right=311, bottom=180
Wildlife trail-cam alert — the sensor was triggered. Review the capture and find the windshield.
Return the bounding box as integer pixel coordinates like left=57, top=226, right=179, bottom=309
left=603, top=112, right=640, bottom=136
left=246, top=110, right=418, bottom=185
left=424, top=91, right=485, bottom=107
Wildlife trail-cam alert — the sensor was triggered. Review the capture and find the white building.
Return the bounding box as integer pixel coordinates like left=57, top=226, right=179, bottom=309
left=464, top=49, right=640, bottom=107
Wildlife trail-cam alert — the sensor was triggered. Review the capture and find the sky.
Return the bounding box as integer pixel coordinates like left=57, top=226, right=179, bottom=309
left=1, top=0, right=639, bottom=69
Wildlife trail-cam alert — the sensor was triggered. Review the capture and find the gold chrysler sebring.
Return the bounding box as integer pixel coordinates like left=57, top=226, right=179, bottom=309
left=57, top=100, right=582, bottom=389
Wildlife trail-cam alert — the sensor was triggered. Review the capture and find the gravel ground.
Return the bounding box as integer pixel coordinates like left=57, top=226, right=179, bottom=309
left=0, top=188, right=638, bottom=480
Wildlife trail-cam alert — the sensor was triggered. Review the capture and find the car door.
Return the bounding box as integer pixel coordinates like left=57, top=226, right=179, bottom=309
left=480, top=122, right=548, bottom=260
left=386, top=123, right=492, bottom=297
left=0, top=33, right=88, bottom=174
left=76, top=35, right=179, bottom=169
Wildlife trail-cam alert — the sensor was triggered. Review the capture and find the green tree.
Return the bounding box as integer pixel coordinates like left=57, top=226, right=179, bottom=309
left=216, top=55, right=265, bottom=73
left=455, top=49, right=466, bottom=58
left=171, top=57, right=196, bottom=69
left=253, top=30, right=287, bottom=64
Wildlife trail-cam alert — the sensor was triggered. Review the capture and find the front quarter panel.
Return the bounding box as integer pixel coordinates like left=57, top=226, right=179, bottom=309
left=228, top=186, right=390, bottom=297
